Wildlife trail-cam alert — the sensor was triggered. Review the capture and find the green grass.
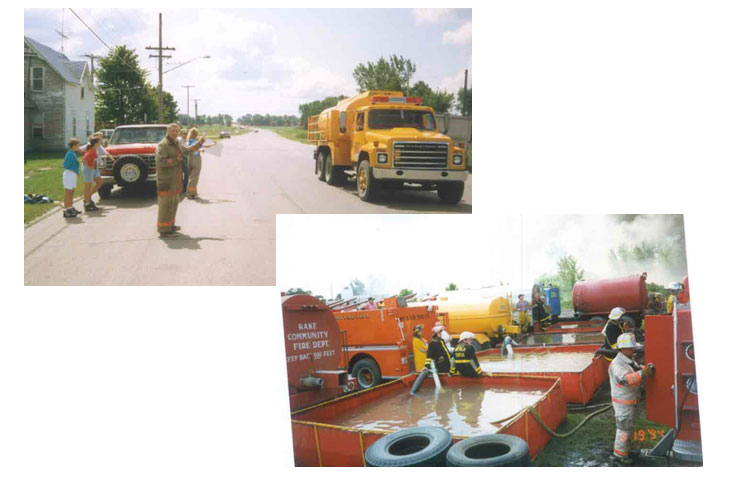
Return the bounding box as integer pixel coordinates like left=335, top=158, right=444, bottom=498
left=532, top=401, right=671, bottom=467
left=258, top=126, right=309, bottom=144
left=24, top=152, right=85, bottom=224
left=188, top=125, right=252, bottom=141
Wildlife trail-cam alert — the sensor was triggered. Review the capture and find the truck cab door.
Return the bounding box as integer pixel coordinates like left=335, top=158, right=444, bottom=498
left=352, top=111, right=365, bottom=163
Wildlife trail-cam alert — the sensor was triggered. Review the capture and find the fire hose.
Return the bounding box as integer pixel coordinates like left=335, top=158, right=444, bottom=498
left=492, top=404, right=613, bottom=438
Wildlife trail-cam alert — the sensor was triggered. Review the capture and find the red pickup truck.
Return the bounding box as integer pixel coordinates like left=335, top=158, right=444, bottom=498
left=98, top=124, right=168, bottom=199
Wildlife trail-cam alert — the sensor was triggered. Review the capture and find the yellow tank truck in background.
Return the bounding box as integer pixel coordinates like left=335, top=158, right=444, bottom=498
left=308, top=91, right=468, bottom=203
left=411, top=289, right=522, bottom=349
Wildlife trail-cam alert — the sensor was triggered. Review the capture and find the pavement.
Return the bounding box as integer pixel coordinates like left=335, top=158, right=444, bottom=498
left=24, top=129, right=472, bottom=285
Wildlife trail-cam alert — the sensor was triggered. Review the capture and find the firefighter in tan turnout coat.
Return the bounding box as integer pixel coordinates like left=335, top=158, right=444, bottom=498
left=608, top=332, right=655, bottom=464
left=155, top=124, right=204, bottom=237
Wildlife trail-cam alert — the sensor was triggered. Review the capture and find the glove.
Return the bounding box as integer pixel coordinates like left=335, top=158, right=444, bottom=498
left=642, top=363, right=655, bottom=378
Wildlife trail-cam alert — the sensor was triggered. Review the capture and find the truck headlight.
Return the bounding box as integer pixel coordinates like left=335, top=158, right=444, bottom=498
left=377, top=152, right=388, bottom=164
left=452, top=154, right=462, bottom=165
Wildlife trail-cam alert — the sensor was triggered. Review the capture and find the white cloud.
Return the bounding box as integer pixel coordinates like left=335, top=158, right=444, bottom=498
left=439, top=55, right=472, bottom=94
left=442, top=20, right=472, bottom=45
left=412, top=8, right=452, bottom=25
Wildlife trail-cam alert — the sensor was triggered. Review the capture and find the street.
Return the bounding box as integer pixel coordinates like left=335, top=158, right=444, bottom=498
left=24, top=129, right=472, bottom=285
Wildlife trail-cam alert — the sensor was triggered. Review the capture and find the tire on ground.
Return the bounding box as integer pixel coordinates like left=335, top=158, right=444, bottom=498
left=357, top=159, right=380, bottom=201
left=324, top=154, right=343, bottom=185
left=446, top=434, right=531, bottom=467
left=352, top=358, right=382, bottom=389
left=437, top=181, right=464, bottom=204
left=98, top=184, right=113, bottom=199
left=365, top=426, right=453, bottom=467
left=315, top=152, right=326, bottom=181
left=113, top=156, right=148, bottom=188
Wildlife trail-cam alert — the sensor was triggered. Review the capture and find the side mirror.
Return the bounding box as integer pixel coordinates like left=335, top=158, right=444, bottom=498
left=339, top=111, right=347, bottom=133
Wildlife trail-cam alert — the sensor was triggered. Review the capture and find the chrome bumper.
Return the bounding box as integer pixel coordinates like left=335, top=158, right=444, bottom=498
left=100, top=174, right=157, bottom=185
left=371, top=168, right=468, bottom=182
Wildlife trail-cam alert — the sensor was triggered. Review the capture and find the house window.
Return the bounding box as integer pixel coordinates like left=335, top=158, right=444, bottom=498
left=73, top=117, right=77, bottom=137
left=32, top=113, right=44, bottom=138
left=81, top=87, right=85, bottom=99
left=32, top=67, right=44, bottom=91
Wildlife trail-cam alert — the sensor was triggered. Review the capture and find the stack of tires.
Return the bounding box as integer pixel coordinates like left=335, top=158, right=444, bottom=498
left=364, top=427, right=530, bottom=467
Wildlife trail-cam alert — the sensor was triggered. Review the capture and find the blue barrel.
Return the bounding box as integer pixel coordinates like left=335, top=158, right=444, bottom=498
left=545, top=286, right=561, bottom=316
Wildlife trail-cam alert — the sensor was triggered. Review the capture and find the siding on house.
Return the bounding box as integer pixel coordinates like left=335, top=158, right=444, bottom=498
left=24, top=37, right=95, bottom=152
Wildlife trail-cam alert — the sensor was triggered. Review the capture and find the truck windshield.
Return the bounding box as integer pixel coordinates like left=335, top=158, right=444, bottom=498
left=110, top=127, right=167, bottom=145
left=368, top=109, right=437, bottom=131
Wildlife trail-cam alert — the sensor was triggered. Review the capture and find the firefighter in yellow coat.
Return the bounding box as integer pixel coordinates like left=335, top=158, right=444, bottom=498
left=451, top=332, right=483, bottom=377
left=155, top=123, right=204, bottom=238
left=608, top=332, right=655, bottom=465
left=412, top=324, right=428, bottom=373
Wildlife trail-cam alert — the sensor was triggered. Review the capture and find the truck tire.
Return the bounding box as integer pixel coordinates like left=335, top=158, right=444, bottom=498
left=352, top=358, right=382, bottom=389
left=365, top=426, right=453, bottom=467
left=357, top=160, right=380, bottom=201
left=324, top=154, right=344, bottom=186
left=437, top=181, right=464, bottom=204
left=113, top=156, right=148, bottom=188
left=97, top=184, right=113, bottom=199
left=315, top=152, right=326, bottom=181
left=446, top=434, right=530, bottom=467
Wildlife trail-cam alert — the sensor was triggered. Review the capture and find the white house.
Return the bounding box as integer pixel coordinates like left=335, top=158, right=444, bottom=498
left=24, top=36, right=96, bottom=151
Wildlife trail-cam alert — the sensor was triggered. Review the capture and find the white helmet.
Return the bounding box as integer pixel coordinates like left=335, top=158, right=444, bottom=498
left=459, top=331, right=475, bottom=342
left=609, top=307, right=625, bottom=320
left=616, top=332, right=641, bottom=349
left=432, top=326, right=443, bottom=336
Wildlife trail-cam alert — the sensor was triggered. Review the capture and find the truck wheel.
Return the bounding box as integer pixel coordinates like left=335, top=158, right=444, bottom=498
left=446, top=434, right=530, bottom=467
left=324, top=154, right=343, bottom=186
left=98, top=184, right=113, bottom=199
left=365, top=426, right=453, bottom=467
left=113, top=156, right=148, bottom=188
left=315, top=153, right=326, bottom=181
left=437, top=182, right=464, bottom=204
left=357, top=160, right=380, bottom=201
left=352, top=358, right=382, bottom=389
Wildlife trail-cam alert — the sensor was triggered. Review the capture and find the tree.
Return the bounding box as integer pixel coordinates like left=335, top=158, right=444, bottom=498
left=353, top=55, right=416, bottom=93
left=445, top=283, right=459, bottom=291
left=457, top=87, right=472, bottom=116
left=298, top=95, right=346, bottom=129
left=556, top=256, right=585, bottom=292
left=95, top=46, right=151, bottom=127
left=398, top=289, right=413, bottom=297
left=144, top=84, right=178, bottom=123
left=349, top=279, right=366, bottom=296
left=286, top=287, right=312, bottom=296
left=408, top=80, right=454, bottom=113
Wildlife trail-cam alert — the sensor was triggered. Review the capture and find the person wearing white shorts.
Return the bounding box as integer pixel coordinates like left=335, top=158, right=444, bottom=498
left=62, top=138, right=82, bottom=218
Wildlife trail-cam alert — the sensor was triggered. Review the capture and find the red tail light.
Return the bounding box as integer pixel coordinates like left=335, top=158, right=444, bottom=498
left=371, top=96, right=389, bottom=103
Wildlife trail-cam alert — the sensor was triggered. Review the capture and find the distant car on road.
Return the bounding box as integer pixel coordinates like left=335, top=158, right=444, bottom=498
left=99, top=124, right=168, bottom=199
left=219, top=130, right=231, bottom=138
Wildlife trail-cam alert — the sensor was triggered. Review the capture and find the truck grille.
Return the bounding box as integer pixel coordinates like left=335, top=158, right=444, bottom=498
left=104, top=155, right=157, bottom=170
left=393, top=142, right=448, bottom=169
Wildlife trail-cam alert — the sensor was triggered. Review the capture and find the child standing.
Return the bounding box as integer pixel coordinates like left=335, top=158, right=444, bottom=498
left=62, top=138, right=82, bottom=218
left=81, top=137, right=102, bottom=211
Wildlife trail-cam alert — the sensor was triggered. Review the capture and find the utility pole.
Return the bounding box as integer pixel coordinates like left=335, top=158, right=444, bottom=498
left=193, top=99, right=200, bottom=125
left=463, top=69, right=468, bottom=116
left=182, top=85, right=194, bottom=126
left=81, top=53, right=100, bottom=87
left=145, top=12, right=175, bottom=123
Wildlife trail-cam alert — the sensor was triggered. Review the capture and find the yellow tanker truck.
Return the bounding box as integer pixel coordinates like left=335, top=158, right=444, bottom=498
left=411, top=290, right=521, bottom=348
left=308, top=91, right=468, bottom=203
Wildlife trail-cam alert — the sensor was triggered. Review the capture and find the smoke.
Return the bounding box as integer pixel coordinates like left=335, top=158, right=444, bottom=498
left=523, top=214, right=687, bottom=287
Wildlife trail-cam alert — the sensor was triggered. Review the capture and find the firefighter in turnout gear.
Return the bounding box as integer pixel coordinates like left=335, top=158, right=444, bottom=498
left=155, top=124, right=204, bottom=238
left=596, top=307, right=627, bottom=361
left=608, top=332, right=655, bottom=465
left=532, top=296, right=551, bottom=328
left=451, top=332, right=483, bottom=377
left=425, top=326, right=452, bottom=374
left=412, top=324, right=428, bottom=372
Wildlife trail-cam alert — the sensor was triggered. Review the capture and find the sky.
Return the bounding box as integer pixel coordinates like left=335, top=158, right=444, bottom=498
left=24, top=8, right=472, bottom=118
left=276, top=214, right=689, bottom=299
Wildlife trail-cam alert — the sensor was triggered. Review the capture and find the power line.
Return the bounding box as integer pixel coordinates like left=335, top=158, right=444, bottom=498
left=68, top=8, right=109, bottom=49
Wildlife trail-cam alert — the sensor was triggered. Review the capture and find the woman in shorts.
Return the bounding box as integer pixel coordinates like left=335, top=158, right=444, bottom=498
left=81, top=137, right=103, bottom=211
left=62, top=138, right=82, bottom=218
